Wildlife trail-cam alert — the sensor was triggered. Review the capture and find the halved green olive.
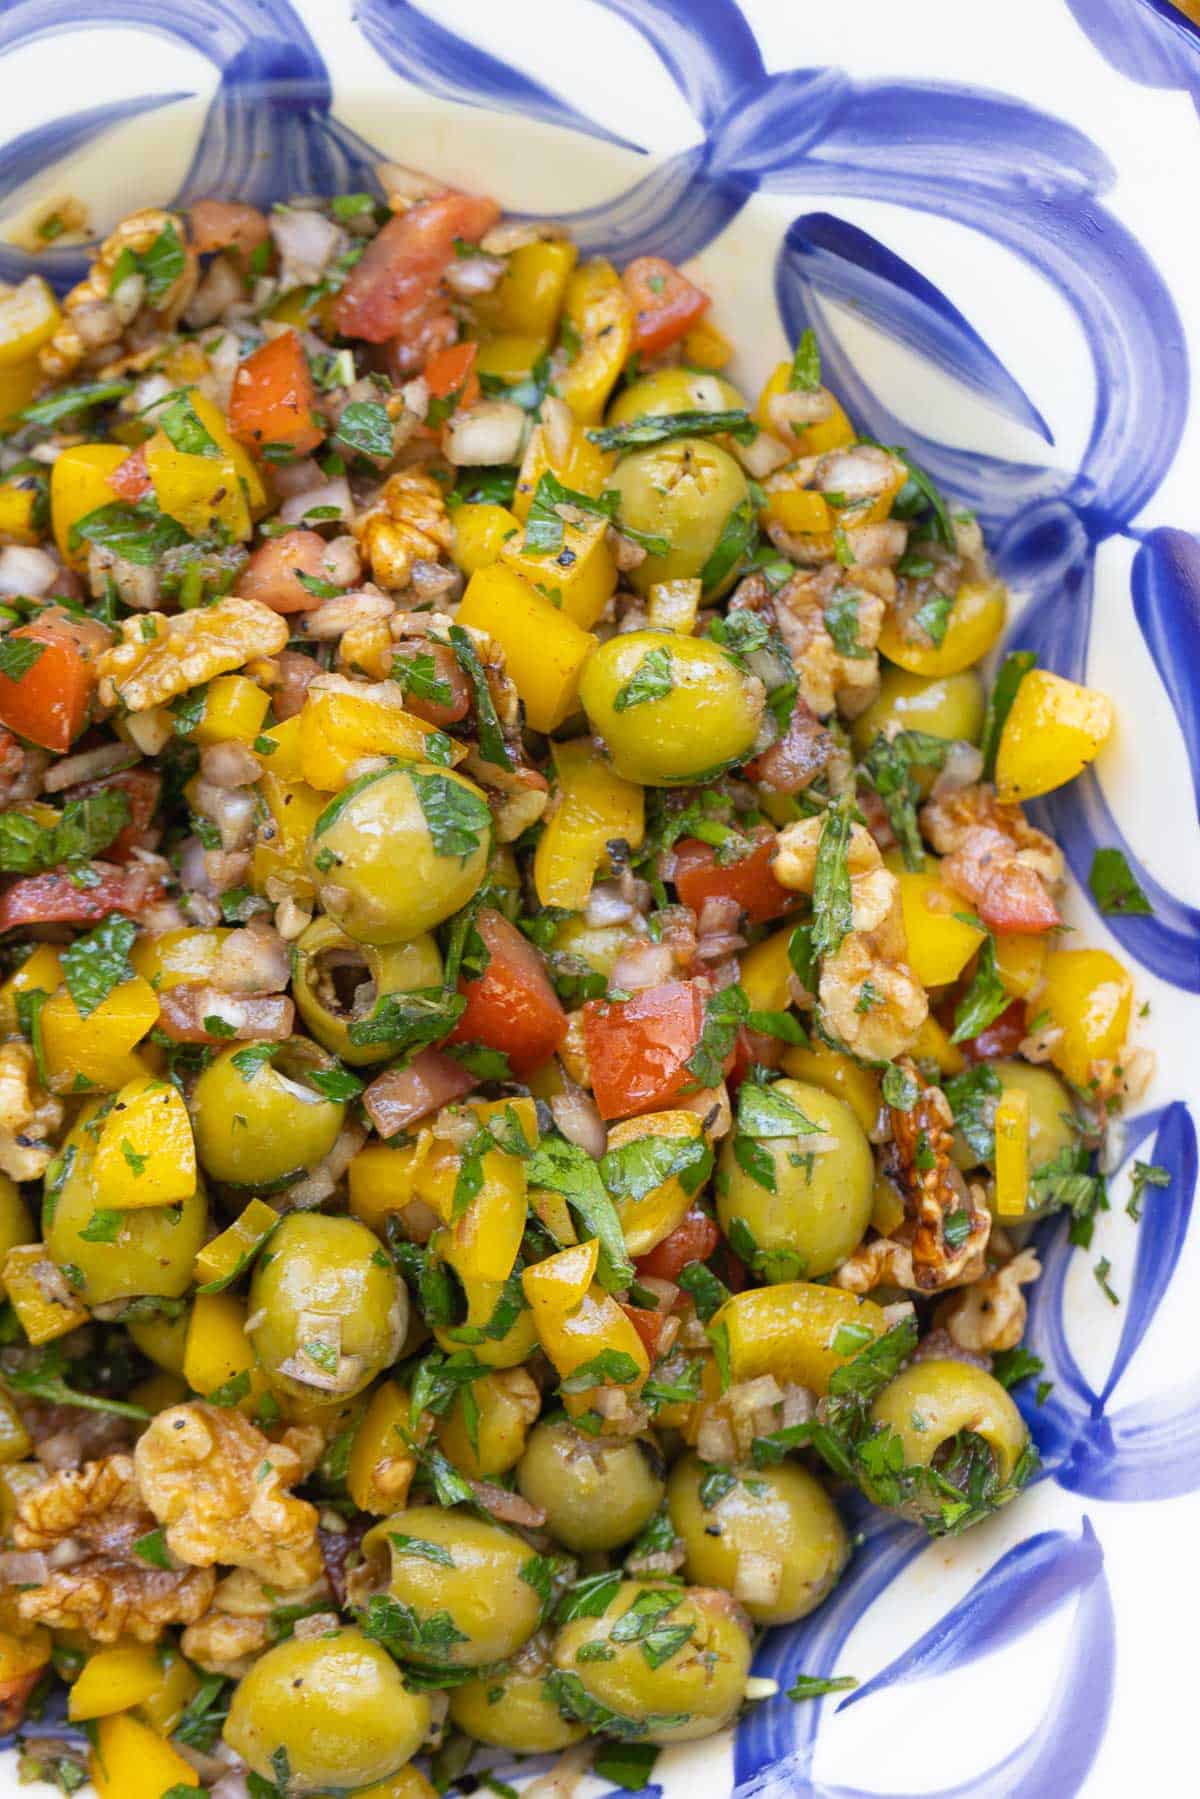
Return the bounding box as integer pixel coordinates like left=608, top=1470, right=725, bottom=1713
left=606, top=367, right=746, bottom=428
left=291, top=915, right=444, bottom=1066
left=516, top=1417, right=665, bottom=1552
left=190, top=1038, right=346, bottom=1191
left=579, top=629, right=764, bottom=786
left=362, top=1504, right=542, bottom=1667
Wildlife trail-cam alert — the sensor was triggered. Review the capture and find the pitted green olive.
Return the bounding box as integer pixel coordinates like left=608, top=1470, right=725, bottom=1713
left=579, top=630, right=764, bottom=786
left=249, top=1213, right=406, bottom=1404
left=551, top=1579, right=753, bottom=1743
left=717, top=1078, right=874, bottom=1279
left=362, top=1504, right=542, bottom=1667
left=306, top=762, right=492, bottom=946
left=851, top=665, right=987, bottom=774
left=189, top=1038, right=346, bottom=1191
left=223, top=1625, right=430, bottom=1795
left=43, top=1103, right=207, bottom=1307
left=608, top=437, right=750, bottom=596
left=869, top=1358, right=1031, bottom=1524
left=448, top=1631, right=588, bottom=1754
left=291, top=915, right=443, bottom=1066
left=606, top=367, right=746, bottom=427
left=666, top=1455, right=848, bottom=1625
left=516, top=1417, right=665, bottom=1552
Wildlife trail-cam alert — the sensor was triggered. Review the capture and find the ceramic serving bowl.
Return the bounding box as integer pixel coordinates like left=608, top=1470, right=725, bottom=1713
left=1, top=1, right=1199, bottom=1794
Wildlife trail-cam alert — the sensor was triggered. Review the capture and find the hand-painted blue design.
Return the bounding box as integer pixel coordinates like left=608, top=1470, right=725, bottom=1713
left=1066, top=0, right=1200, bottom=112
left=732, top=1518, right=1114, bottom=1798
left=1023, top=1101, right=1200, bottom=1499
left=1132, top=528, right=1200, bottom=820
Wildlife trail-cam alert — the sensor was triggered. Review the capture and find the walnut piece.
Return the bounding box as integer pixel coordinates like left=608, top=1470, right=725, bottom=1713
left=0, top=1041, right=64, bottom=1182
left=12, top=1453, right=214, bottom=1642
left=133, top=1402, right=322, bottom=1590
left=96, top=596, right=288, bottom=713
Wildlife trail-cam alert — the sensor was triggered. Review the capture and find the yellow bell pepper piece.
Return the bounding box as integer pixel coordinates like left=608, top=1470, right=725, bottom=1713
left=416, top=1100, right=536, bottom=1286
left=501, top=512, right=618, bottom=631
left=136, top=1643, right=201, bottom=1736
left=40, top=975, right=159, bottom=1094
left=348, top=1378, right=426, bottom=1514
left=712, top=1283, right=889, bottom=1396
left=249, top=770, right=327, bottom=899
left=90, top=1711, right=199, bottom=1799
left=50, top=444, right=127, bottom=570
left=131, top=928, right=227, bottom=992
left=994, top=1087, right=1030, bottom=1218
left=0, top=480, right=38, bottom=545
left=646, top=577, right=701, bottom=635
left=188, top=673, right=271, bottom=747
left=144, top=432, right=252, bottom=542
left=0, top=1391, right=30, bottom=1464
left=189, top=390, right=268, bottom=517
left=0, top=276, right=60, bottom=367
left=740, top=926, right=798, bottom=1015
left=254, top=712, right=303, bottom=781
left=0, top=1623, right=50, bottom=1701
left=435, top=1367, right=538, bottom=1480
left=603, top=1110, right=707, bottom=1256
left=298, top=682, right=456, bottom=791
left=1032, top=947, right=1132, bottom=1089
left=893, top=862, right=986, bottom=988
left=451, top=501, right=521, bottom=575
left=912, top=1012, right=965, bottom=1076
left=780, top=1042, right=881, bottom=1138
left=473, top=333, right=546, bottom=383
left=2, top=1244, right=89, bottom=1344
left=994, top=931, right=1047, bottom=1001
left=512, top=416, right=612, bottom=524
left=878, top=579, right=1007, bottom=678
left=458, top=564, right=597, bottom=734
left=870, top=1172, right=907, bottom=1238
left=432, top=1268, right=540, bottom=1368
left=0, top=944, right=62, bottom=1033
left=93, top=1076, right=197, bottom=1210
left=764, top=488, right=834, bottom=536
left=70, top=1644, right=167, bottom=1721
left=183, top=1292, right=266, bottom=1414
left=475, top=239, right=578, bottom=341
left=994, top=668, right=1114, bottom=803
left=523, top=1237, right=598, bottom=1313
left=128, top=1308, right=190, bottom=1376
left=193, top=1197, right=279, bottom=1290
left=129, top=1369, right=189, bottom=1413
left=348, top=1140, right=423, bottom=1236
left=522, top=1240, right=649, bottom=1417
left=0, top=363, right=41, bottom=425
left=682, top=319, right=733, bottom=370
left=529, top=1183, right=576, bottom=1242
left=533, top=736, right=645, bottom=910
left=556, top=259, right=634, bottom=425
left=756, top=361, right=855, bottom=454
left=0, top=1463, right=44, bottom=1535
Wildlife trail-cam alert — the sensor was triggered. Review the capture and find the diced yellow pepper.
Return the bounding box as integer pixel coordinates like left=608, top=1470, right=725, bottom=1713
left=415, top=1099, right=536, bottom=1286
left=347, top=1140, right=423, bottom=1236
left=501, top=512, right=617, bottom=631
left=0, top=362, right=41, bottom=425
left=2, top=1244, right=89, bottom=1344
left=254, top=711, right=303, bottom=781
left=0, top=276, right=61, bottom=367
left=298, top=682, right=456, bottom=791
left=0, top=1622, right=51, bottom=1701
left=682, top=319, right=733, bottom=369
left=436, top=1367, right=538, bottom=1479
left=764, top=488, right=834, bottom=536
left=780, top=1042, right=881, bottom=1138
left=756, top=361, right=856, bottom=454
left=878, top=579, right=1007, bottom=678
left=994, top=668, right=1114, bottom=803
left=144, top=432, right=252, bottom=542
left=127, top=1308, right=190, bottom=1376
left=135, top=1644, right=201, bottom=1736
left=512, top=416, right=612, bottom=524
left=0, top=480, right=38, bottom=545
left=249, top=770, right=327, bottom=900
left=893, top=862, right=986, bottom=988
left=474, top=333, right=547, bottom=382
left=994, top=931, right=1047, bottom=1001
left=523, top=1237, right=597, bottom=1313
left=40, top=976, right=159, bottom=1094
left=646, top=577, right=701, bottom=635
left=475, top=239, right=578, bottom=341
left=1032, top=948, right=1132, bottom=1089
left=0, top=1391, right=30, bottom=1464
left=90, top=1711, right=199, bottom=1799
left=451, top=501, right=521, bottom=576
left=533, top=736, right=644, bottom=910
left=50, top=444, right=128, bottom=570
left=603, top=1110, right=707, bottom=1257
left=70, top=1644, right=167, bottom=1721
left=188, top=673, right=271, bottom=747
left=522, top=1239, right=649, bottom=1418
left=912, top=1012, right=965, bottom=1076
left=0, top=944, right=63, bottom=1033
left=189, top=390, right=268, bottom=517
left=348, top=1378, right=424, bottom=1514
left=529, top=1183, right=576, bottom=1242
left=183, top=1292, right=266, bottom=1414
left=193, top=1197, right=279, bottom=1290
left=432, top=1270, right=540, bottom=1369
left=131, top=928, right=227, bottom=992
left=994, top=1087, right=1030, bottom=1218
left=740, top=926, right=798, bottom=1015
left=129, top=1369, right=189, bottom=1413
left=458, top=564, right=597, bottom=734
left=712, top=1282, right=889, bottom=1396
left=93, top=1076, right=196, bottom=1210
left=870, top=1172, right=907, bottom=1238
left=556, top=259, right=634, bottom=425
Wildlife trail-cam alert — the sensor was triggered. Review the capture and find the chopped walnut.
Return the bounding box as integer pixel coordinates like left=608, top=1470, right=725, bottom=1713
left=768, top=567, right=885, bottom=719
left=921, top=782, right=1063, bottom=932
left=96, top=596, right=288, bottom=713
left=181, top=1567, right=331, bottom=1676
left=937, top=1247, right=1041, bottom=1353
left=12, top=1453, right=214, bottom=1642
left=40, top=208, right=197, bottom=381
left=0, top=1042, right=64, bottom=1182
left=133, top=1402, right=322, bottom=1591
left=887, top=1077, right=991, bottom=1290
left=356, top=468, right=454, bottom=591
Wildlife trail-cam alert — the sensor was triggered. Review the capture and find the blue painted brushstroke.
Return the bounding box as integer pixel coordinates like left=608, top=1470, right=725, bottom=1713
left=1066, top=0, right=1200, bottom=112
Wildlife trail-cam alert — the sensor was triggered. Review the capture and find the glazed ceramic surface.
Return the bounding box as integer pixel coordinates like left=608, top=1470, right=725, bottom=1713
left=0, top=1, right=1199, bottom=1794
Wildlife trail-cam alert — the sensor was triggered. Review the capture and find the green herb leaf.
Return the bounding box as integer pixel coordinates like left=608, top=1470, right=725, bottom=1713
left=555, top=1569, right=624, bottom=1623
left=61, top=916, right=136, bottom=1018
left=811, top=796, right=854, bottom=958
left=409, top=769, right=492, bottom=863
left=388, top=1532, right=456, bottom=1568
left=1089, top=847, right=1152, bottom=917
left=79, top=1209, right=123, bottom=1244
left=600, top=1132, right=711, bottom=1205
left=613, top=644, right=674, bottom=713
left=392, top=650, right=454, bottom=712
left=138, top=221, right=187, bottom=305
left=157, top=391, right=222, bottom=458
left=676, top=1260, right=729, bottom=1323
left=1126, top=1159, right=1169, bottom=1222
left=824, top=588, right=872, bottom=659
left=737, top=1078, right=821, bottom=1139
left=949, top=935, right=1009, bottom=1043
left=787, top=1672, right=858, bottom=1701
left=526, top=1135, right=634, bottom=1290
left=71, top=499, right=191, bottom=566
left=980, top=651, right=1036, bottom=781
left=132, top=1528, right=171, bottom=1569
left=0, top=636, right=46, bottom=683
left=699, top=496, right=755, bottom=592
left=593, top=1742, right=661, bottom=1792
left=334, top=400, right=394, bottom=460
left=942, top=1063, right=1002, bottom=1161
left=861, top=440, right=955, bottom=549
left=446, top=623, right=513, bottom=770
left=560, top=1347, right=643, bottom=1393
left=587, top=409, right=756, bottom=452
left=347, top=984, right=466, bottom=1052
left=18, top=379, right=132, bottom=429
left=789, top=328, right=821, bottom=393
left=0, top=788, right=131, bottom=877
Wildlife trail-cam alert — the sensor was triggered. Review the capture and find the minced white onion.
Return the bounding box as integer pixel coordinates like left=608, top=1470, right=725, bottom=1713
left=445, top=399, right=526, bottom=466
left=42, top=742, right=138, bottom=792
left=735, top=429, right=792, bottom=479
left=931, top=739, right=985, bottom=800
left=443, top=252, right=506, bottom=297
left=735, top=1552, right=783, bottom=1606
left=0, top=544, right=57, bottom=596
left=280, top=477, right=354, bottom=528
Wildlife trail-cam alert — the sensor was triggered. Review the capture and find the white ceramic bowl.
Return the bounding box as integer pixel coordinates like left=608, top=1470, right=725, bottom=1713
left=1, top=2, right=1199, bottom=1794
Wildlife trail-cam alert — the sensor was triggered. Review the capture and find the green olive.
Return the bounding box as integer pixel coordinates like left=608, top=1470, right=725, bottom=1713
left=870, top=1358, right=1031, bottom=1524
left=580, top=630, right=764, bottom=787
left=666, top=1455, right=847, bottom=1625
left=952, top=1060, right=1078, bottom=1217
left=190, top=1038, right=346, bottom=1191
left=448, top=1631, right=588, bottom=1754
left=223, top=1625, right=430, bottom=1795
left=306, top=762, right=491, bottom=946
left=606, top=368, right=746, bottom=428
left=362, top=1504, right=542, bottom=1667
left=249, top=1213, right=406, bottom=1404
left=717, top=1078, right=874, bottom=1279
left=551, top=1579, right=752, bottom=1743
left=516, top=1417, right=665, bottom=1552
left=291, top=915, right=444, bottom=1066
left=851, top=666, right=987, bottom=787
left=43, top=1104, right=207, bottom=1307
left=0, top=1174, right=34, bottom=1293
left=608, top=438, right=750, bottom=597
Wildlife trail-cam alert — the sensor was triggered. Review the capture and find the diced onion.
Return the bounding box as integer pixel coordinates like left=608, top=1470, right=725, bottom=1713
left=444, top=399, right=527, bottom=467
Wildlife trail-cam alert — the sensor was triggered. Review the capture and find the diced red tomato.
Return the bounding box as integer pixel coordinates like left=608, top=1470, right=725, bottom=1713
left=235, top=529, right=331, bottom=614
left=622, top=256, right=709, bottom=357
left=583, top=979, right=714, bottom=1121
left=390, top=639, right=470, bottom=728
left=447, top=908, right=567, bottom=1080
left=0, top=862, right=161, bottom=931
left=64, top=766, right=161, bottom=863
left=634, top=1204, right=721, bottom=1281
left=619, top=1302, right=671, bottom=1360
left=332, top=192, right=501, bottom=347
left=959, top=998, right=1028, bottom=1064
left=423, top=341, right=481, bottom=413
left=227, top=329, right=324, bottom=457
left=189, top=199, right=271, bottom=266
left=108, top=444, right=151, bottom=501
left=941, top=833, right=1061, bottom=935
left=673, top=825, right=793, bottom=926
left=0, top=609, right=108, bottom=753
